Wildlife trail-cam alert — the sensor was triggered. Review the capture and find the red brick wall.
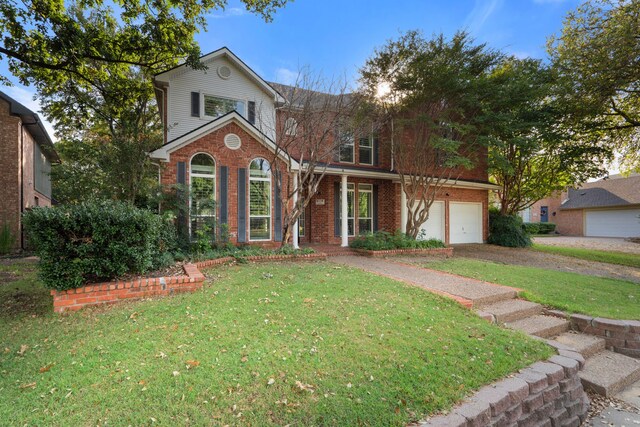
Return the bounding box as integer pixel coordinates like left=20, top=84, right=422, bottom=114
left=530, top=191, right=583, bottom=235
left=0, top=98, right=21, bottom=250
left=160, top=121, right=290, bottom=246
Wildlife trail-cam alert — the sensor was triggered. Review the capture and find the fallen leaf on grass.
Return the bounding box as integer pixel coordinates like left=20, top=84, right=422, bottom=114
left=240, top=356, right=248, bottom=363
left=17, top=345, right=28, bottom=356
left=39, top=364, right=54, bottom=373
left=172, top=371, right=180, bottom=377
left=267, top=378, right=275, bottom=385
left=295, top=381, right=315, bottom=393
left=185, top=360, right=200, bottom=369
left=19, top=382, right=36, bottom=389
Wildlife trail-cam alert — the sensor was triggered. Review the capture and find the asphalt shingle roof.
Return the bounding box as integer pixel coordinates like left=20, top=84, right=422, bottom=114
left=561, top=174, right=640, bottom=210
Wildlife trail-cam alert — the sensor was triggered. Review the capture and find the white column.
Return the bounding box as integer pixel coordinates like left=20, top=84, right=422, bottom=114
left=292, top=172, right=299, bottom=249
left=400, top=185, right=407, bottom=234
left=341, top=175, right=349, bottom=247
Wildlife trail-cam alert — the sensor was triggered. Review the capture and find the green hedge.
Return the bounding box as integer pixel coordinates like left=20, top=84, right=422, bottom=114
left=350, top=231, right=445, bottom=251
left=523, top=222, right=556, bottom=235
left=488, top=212, right=532, bottom=247
left=23, top=200, right=176, bottom=290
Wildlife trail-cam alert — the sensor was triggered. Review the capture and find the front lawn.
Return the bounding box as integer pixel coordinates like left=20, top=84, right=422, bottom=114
left=425, top=258, right=640, bottom=320
left=532, top=244, right=640, bottom=269
left=0, top=261, right=550, bottom=426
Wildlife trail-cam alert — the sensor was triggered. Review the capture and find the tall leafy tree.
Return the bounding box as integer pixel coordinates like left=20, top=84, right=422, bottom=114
left=486, top=58, right=610, bottom=216
left=359, top=31, right=501, bottom=239
left=548, top=0, right=640, bottom=172
left=0, top=0, right=288, bottom=203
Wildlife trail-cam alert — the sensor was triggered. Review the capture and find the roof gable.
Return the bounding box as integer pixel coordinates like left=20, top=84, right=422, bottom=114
left=148, top=110, right=299, bottom=170
left=154, top=47, right=284, bottom=103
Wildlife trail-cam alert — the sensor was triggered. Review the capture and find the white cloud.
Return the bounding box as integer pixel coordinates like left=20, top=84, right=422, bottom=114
left=2, top=85, right=57, bottom=141
left=464, top=0, right=504, bottom=33
left=208, top=7, right=245, bottom=19
left=274, top=67, right=300, bottom=86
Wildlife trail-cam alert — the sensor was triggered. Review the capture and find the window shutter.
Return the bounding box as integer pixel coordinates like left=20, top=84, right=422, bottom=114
left=191, top=92, right=200, bottom=117
left=248, top=101, right=256, bottom=125
left=237, top=168, right=247, bottom=243
left=373, top=184, right=379, bottom=232
left=274, top=172, right=282, bottom=242
left=373, top=136, right=379, bottom=166
left=334, top=182, right=340, bottom=237
left=219, top=166, right=228, bottom=225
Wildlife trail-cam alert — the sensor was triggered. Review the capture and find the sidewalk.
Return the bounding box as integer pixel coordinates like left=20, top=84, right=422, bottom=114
left=331, top=255, right=518, bottom=307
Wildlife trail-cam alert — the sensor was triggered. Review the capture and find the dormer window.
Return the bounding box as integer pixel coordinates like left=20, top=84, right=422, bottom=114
left=203, top=94, right=245, bottom=118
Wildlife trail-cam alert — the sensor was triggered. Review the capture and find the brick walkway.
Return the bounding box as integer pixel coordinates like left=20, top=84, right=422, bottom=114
left=331, top=255, right=518, bottom=307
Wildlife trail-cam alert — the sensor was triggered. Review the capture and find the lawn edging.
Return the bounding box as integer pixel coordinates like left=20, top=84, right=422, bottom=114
left=420, top=351, right=589, bottom=427
left=51, top=253, right=328, bottom=313
left=544, top=309, right=640, bottom=359
left=353, top=247, right=453, bottom=257
left=51, top=263, right=206, bottom=313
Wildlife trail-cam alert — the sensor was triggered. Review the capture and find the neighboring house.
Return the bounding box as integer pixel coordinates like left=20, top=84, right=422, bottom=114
left=149, top=47, right=499, bottom=247
left=0, top=90, right=59, bottom=250
left=530, top=174, right=640, bottom=238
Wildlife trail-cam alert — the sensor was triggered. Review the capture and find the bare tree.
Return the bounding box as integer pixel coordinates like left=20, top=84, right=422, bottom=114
left=258, top=70, right=360, bottom=246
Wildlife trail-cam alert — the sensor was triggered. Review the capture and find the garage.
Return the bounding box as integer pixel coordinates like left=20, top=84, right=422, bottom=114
left=450, top=202, right=483, bottom=244
left=585, top=209, right=640, bottom=238
left=416, top=201, right=444, bottom=241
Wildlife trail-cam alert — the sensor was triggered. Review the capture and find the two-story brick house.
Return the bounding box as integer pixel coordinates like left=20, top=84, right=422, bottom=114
left=0, top=90, right=59, bottom=251
left=149, top=47, right=498, bottom=247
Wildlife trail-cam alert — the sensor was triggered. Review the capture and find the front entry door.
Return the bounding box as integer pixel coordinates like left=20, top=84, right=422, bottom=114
left=540, top=206, right=548, bottom=223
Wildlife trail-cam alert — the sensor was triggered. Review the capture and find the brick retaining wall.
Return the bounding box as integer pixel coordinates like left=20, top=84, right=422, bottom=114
left=545, top=309, right=640, bottom=359
left=51, top=264, right=205, bottom=313
left=420, top=353, right=589, bottom=427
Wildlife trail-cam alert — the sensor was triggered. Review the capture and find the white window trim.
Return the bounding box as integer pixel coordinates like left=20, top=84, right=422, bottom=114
left=340, top=183, right=356, bottom=237
left=189, top=153, right=216, bottom=239
left=285, top=117, right=298, bottom=136
left=358, top=184, right=373, bottom=234
left=338, top=130, right=355, bottom=164
left=298, top=207, right=305, bottom=237
left=201, top=92, right=247, bottom=120
left=358, top=134, right=373, bottom=166
left=248, top=158, right=272, bottom=241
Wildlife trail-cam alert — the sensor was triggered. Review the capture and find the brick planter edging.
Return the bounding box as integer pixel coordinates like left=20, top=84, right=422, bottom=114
left=353, top=247, right=453, bottom=258
left=419, top=352, right=589, bottom=427
left=51, top=263, right=206, bottom=313
left=544, top=309, right=640, bottom=359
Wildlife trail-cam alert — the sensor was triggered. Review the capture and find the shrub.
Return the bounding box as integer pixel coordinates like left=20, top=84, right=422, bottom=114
left=538, top=222, right=557, bottom=234
left=23, top=200, right=177, bottom=290
left=522, top=222, right=540, bottom=235
left=350, top=231, right=445, bottom=251
left=488, top=212, right=532, bottom=247
left=190, top=244, right=315, bottom=262
left=0, top=222, right=16, bottom=255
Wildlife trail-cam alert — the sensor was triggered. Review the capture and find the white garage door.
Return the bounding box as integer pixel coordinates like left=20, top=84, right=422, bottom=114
left=416, top=201, right=444, bottom=241
left=450, top=202, right=483, bottom=244
left=585, top=209, right=640, bottom=238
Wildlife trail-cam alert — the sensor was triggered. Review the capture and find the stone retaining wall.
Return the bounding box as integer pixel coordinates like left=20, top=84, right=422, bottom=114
left=353, top=247, right=453, bottom=257
left=51, top=263, right=205, bottom=313
left=420, top=353, right=589, bottom=427
left=545, top=309, right=640, bottom=359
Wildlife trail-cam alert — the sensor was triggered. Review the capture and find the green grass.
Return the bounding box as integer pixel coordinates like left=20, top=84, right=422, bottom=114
left=532, top=244, right=640, bottom=269
left=425, top=258, right=640, bottom=320
left=0, top=261, right=551, bottom=426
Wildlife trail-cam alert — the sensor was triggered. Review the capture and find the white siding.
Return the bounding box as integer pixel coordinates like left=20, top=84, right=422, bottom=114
left=585, top=208, right=640, bottom=238
left=166, top=56, right=276, bottom=143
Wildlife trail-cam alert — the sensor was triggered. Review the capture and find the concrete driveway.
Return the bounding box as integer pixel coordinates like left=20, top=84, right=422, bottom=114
left=532, top=236, right=640, bottom=254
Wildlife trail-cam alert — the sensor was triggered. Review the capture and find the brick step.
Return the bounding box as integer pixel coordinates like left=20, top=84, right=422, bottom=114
left=477, top=299, right=542, bottom=324
left=551, top=332, right=607, bottom=359
left=505, top=315, right=570, bottom=338
left=579, top=350, right=640, bottom=397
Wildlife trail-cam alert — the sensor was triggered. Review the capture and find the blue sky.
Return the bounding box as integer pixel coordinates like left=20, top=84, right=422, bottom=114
left=0, top=0, right=581, bottom=140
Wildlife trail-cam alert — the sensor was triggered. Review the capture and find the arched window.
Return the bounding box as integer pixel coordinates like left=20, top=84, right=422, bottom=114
left=284, top=117, right=298, bottom=136
left=190, top=153, right=216, bottom=238
left=249, top=158, right=272, bottom=240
